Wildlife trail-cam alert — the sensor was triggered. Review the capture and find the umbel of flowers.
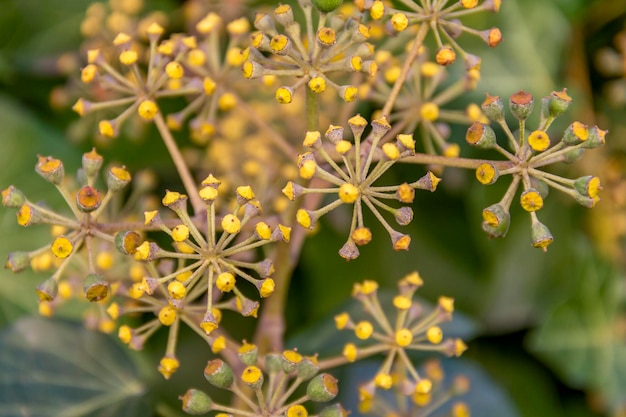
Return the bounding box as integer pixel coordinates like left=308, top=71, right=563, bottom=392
left=357, top=0, right=502, bottom=70
left=366, top=48, right=486, bottom=157
left=333, top=272, right=467, bottom=411
left=244, top=1, right=377, bottom=104
left=467, top=90, right=605, bottom=251
left=3, top=149, right=131, bottom=303
left=73, top=15, right=251, bottom=143
left=283, top=115, right=441, bottom=260
left=113, top=178, right=291, bottom=378
left=181, top=345, right=344, bottom=417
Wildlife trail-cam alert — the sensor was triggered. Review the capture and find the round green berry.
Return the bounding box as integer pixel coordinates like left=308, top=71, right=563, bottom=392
left=312, top=0, right=343, bottom=13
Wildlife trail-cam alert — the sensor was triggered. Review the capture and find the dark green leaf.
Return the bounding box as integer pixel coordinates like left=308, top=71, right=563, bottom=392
left=527, top=245, right=626, bottom=412
left=0, top=317, right=153, bottom=417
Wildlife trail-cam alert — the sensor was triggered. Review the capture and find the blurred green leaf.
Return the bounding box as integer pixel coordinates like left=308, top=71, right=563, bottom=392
left=0, top=316, right=153, bottom=417
left=527, top=245, right=626, bottom=412
left=337, top=358, right=520, bottom=417
left=479, top=0, right=570, bottom=95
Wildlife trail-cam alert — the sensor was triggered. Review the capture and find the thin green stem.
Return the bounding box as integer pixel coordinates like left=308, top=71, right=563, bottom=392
left=153, top=113, right=203, bottom=215
left=382, top=24, right=430, bottom=116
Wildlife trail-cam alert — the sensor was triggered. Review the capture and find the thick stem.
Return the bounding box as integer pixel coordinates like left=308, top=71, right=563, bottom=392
left=253, top=90, right=322, bottom=354
left=403, top=153, right=514, bottom=170
left=153, top=112, right=204, bottom=215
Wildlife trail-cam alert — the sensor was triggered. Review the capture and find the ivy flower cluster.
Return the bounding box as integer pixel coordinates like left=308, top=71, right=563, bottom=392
left=367, top=49, right=485, bottom=157
left=467, top=90, right=605, bottom=250
left=3, top=150, right=131, bottom=304
left=181, top=347, right=344, bottom=417
left=333, top=272, right=466, bottom=411
left=359, top=359, right=470, bottom=417
left=244, top=1, right=377, bottom=104
left=72, top=13, right=250, bottom=143
left=357, top=0, right=502, bottom=70
left=112, top=179, right=290, bottom=378
left=282, top=115, right=441, bottom=259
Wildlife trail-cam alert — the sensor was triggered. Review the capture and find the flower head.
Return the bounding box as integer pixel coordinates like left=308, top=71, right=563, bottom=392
left=359, top=0, right=502, bottom=70
left=468, top=90, right=605, bottom=251
left=333, top=272, right=468, bottom=411
left=284, top=116, right=441, bottom=259
left=245, top=3, right=375, bottom=103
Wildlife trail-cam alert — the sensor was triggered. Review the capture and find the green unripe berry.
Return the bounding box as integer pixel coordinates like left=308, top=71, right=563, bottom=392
left=312, top=0, right=343, bottom=13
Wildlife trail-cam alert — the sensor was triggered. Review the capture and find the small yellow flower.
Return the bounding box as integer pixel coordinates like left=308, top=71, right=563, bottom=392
left=461, top=0, right=479, bottom=8
left=391, top=13, right=409, bottom=32
left=212, top=335, right=226, bottom=353
left=341, top=85, right=358, bottom=102
left=17, top=204, right=33, bottom=226
left=171, top=225, right=189, bottom=242
left=286, top=405, right=308, bottom=417
left=308, top=76, right=326, bottom=93
left=199, top=186, right=218, bottom=202
left=334, top=312, right=350, bottom=330
left=81, top=64, right=98, bottom=83
left=158, top=356, right=180, bottom=380
left=138, top=100, right=158, bottom=120
left=587, top=177, right=602, bottom=198
left=118, top=325, right=132, bottom=344
left=352, top=227, right=372, bottom=246
left=438, top=296, right=455, bottom=313
left=203, top=77, right=217, bottom=95
left=96, top=252, right=114, bottom=270
left=393, top=295, right=412, bottom=310
left=119, top=50, right=138, bottom=66
left=421, top=103, right=440, bottom=121
left=453, top=402, right=471, bottom=417
left=392, top=234, right=411, bottom=251
left=355, top=320, right=374, bottom=340
left=221, top=214, right=241, bottom=234
left=415, top=379, right=433, bottom=394
left=259, top=278, right=275, bottom=297
left=236, top=185, right=255, bottom=201
left=370, top=0, right=385, bottom=19
left=520, top=190, right=544, bottom=212
left=98, top=120, right=116, bottom=138
left=436, top=47, right=456, bottom=66
left=317, top=27, right=336, bottom=47
left=382, top=143, right=400, bottom=160
left=444, top=143, right=461, bottom=158
left=276, top=86, right=293, bottom=104
left=216, top=272, right=236, bottom=292
left=241, top=365, right=263, bottom=386
left=299, top=159, right=317, bottom=179
left=426, top=326, right=443, bottom=344
left=296, top=208, right=312, bottom=229
left=571, top=121, right=589, bottom=141
left=167, top=281, right=186, bottom=299
left=51, top=236, right=73, bottom=259
left=158, top=305, right=177, bottom=326
left=338, top=183, right=359, bottom=203
left=270, top=34, right=290, bottom=54
left=255, top=222, right=272, bottom=240
left=528, top=130, right=550, bottom=152
left=375, top=373, right=393, bottom=389
left=475, top=163, right=498, bottom=185
left=455, top=339, right=468, bottom=356
left=343, top=343, right=358, bottom=362
left=165, top=61, right=184, bottom=79
left=395, top=328, right=413, bottom=347
left=128, top=282, right=144, bottom=299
